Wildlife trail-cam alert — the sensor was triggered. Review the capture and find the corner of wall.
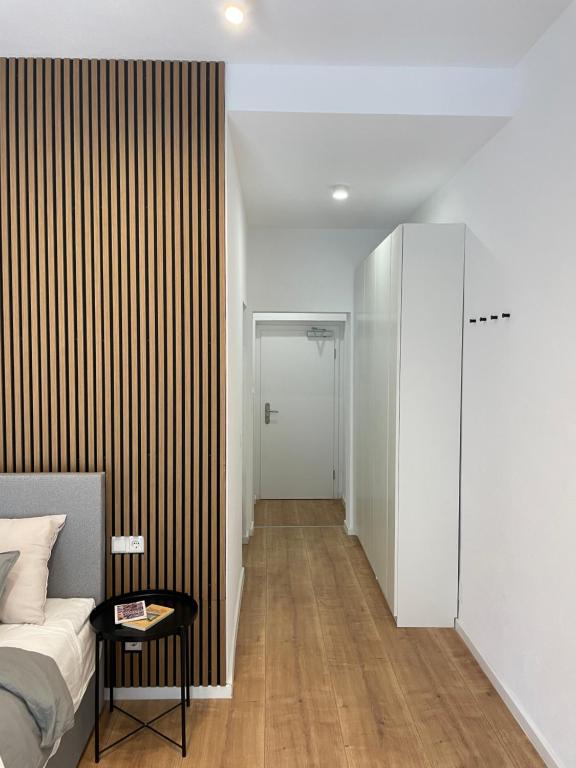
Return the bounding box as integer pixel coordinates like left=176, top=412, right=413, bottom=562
left=225, top=119, right=248, bottom=682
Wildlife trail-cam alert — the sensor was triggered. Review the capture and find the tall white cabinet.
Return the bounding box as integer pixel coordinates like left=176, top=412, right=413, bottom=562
left=353, top=223, right=464, bottom=628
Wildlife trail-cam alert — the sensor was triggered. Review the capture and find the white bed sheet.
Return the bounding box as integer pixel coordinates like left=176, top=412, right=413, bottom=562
left=0, top=597, right=95, bottom=711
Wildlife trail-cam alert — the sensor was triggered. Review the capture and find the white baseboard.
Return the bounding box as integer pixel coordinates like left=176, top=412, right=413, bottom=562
left=242, top=520, right=254, bottom=544
left=344, top=519, right=356, bottom=536
left=455, top=621, right=563, bottom=768
left=106, top=685, right=232, bottom=700
left=227, top=566, right=245, bottom=686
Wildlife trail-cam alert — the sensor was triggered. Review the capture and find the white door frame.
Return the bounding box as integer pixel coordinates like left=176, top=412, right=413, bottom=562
left=249, top=313, right=353, bottom=530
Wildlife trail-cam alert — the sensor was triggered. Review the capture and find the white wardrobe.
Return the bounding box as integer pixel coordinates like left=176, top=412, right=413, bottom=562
left=353, top=223, right=464, bottom=628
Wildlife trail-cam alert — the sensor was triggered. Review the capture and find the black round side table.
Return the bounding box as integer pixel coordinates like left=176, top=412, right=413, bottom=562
left=89, top=589, right=198, bottom=763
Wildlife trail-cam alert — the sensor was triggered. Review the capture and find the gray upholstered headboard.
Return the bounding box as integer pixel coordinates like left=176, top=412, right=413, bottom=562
left=0, top=473, right=105, bottom=604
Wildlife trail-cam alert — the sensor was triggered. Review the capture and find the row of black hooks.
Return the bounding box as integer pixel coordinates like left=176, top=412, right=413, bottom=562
left=469, top=313, right=511, bottom=324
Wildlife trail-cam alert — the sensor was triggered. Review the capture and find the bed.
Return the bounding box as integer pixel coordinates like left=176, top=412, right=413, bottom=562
left=0, top=473, right=105, bottom=768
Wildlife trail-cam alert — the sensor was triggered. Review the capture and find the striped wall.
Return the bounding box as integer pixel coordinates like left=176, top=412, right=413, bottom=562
left=0, top=58, right=227, bottom=687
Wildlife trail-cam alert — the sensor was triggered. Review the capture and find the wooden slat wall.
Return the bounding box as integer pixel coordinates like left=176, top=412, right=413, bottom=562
left=0, top=58, right=227, bottom=687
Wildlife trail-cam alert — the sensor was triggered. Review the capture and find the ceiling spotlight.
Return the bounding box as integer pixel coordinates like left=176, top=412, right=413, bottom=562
left=225, top=5, right=245, bottom=25
left=332, top=186, right=349, bottom=201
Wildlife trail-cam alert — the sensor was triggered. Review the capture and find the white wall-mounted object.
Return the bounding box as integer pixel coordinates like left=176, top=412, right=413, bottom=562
left=354, top=223, right=464, bottom=628
left=111, top=536, right=128, bottom=554
left=111, top=536, right=145, bottom=554
left=128, top=536, right=145, bottom=554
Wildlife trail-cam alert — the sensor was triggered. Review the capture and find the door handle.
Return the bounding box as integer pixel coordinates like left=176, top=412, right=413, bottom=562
left=264, top=402, right=279, bottom=425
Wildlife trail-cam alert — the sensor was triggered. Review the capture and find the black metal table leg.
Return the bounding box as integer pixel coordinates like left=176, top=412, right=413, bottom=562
left=185, top=626, right=190, bottom=707
left=109, top=639, right=115, bottom=713
left=180, top=627, right=187, bottom=757
left=94, top=633, right=101, bottom=763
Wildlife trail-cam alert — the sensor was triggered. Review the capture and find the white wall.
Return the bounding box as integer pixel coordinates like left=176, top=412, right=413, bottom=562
left=414, top=4, right=576, bottom=765
left=225, top=127, right=247, bottom=685
left=247, top=228, right=386, bottom=313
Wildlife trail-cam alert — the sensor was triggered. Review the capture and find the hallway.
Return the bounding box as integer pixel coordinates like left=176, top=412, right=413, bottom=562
left=81, top=511, right=544, bottom=767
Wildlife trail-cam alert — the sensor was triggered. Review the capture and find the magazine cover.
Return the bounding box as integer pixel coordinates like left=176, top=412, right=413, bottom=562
left=114, top=600, right=147, bottom=624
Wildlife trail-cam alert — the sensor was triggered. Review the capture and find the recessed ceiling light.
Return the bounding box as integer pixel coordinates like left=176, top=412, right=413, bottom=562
left=225, top=5, right=245, bottom=25
left=332, top=186, right=349, bottom=201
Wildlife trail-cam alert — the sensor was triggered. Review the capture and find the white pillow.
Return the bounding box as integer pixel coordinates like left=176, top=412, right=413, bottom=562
left=0, top=515, right=66, bottom=624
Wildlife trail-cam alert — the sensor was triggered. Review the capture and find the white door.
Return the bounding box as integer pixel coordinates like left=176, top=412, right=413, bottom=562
left=258, top=325, right=337, bottom=499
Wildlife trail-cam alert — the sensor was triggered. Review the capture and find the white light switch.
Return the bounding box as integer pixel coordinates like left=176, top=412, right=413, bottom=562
left=111, top=536, right=128, bottom=554
left=129, top=536, right=145, bottom=554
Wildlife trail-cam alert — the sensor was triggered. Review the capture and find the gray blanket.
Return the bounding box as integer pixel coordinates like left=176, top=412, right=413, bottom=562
left=0, top=647, right=74, bottom=768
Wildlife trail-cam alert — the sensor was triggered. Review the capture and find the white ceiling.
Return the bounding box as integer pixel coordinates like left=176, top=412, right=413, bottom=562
left=0, top=0, right=570, bottom=67
left=2, top=0, right=566, bottom=231
left=229, top=112, right=508, bottom=229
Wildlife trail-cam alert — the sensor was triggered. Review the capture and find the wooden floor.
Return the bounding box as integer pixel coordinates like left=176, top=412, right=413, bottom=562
left=254, top=498, right=345, bottom=527
left=80, top=507, right=543, bottom=767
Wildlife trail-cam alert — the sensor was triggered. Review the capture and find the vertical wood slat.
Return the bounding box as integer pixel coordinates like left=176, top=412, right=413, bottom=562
left=27, top=58, right=41, bottom=472
left=198, top=60, right=210, bottom=687
left=0, top=57, right=227, bottom=687
left=189, top=61, right=200, bottom=688
left=144, top=58, right=157, bottom=687
left=18, top=59, right=32, bottom=473
left=0, top=59, right=8, bottom=473
left=46, top=60, right=58, bottom=474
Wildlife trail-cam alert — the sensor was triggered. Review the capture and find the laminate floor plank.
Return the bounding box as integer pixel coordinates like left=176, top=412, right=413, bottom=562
left=330, top=660, right=431, bottom=768
left=265, top=696, right=350, bottom=768
left=221, top=700, right=265, bottom=768
left=232, top=626, right=265, bottom=703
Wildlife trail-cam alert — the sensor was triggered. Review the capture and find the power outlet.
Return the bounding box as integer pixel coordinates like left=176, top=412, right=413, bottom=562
left=128, top=536, right=145, bottom=554
left=125, top=642, right=142, bottom=652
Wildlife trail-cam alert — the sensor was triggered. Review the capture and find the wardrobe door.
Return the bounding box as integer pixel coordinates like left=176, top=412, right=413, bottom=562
left=385, top=226, right=403, bottom=615
left=364, top=248, right=377, bottom=569
left=353, top=231, right=399, bottom=614
left=371, top=238, right=390, bottom=589
left=353, top=261, right=365, bottom=545
left=396, top=223, right=464, bottom=627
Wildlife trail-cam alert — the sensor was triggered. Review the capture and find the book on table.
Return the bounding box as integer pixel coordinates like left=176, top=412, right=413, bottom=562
left=114, top=600, right=147, bottom=624
left=121, top=603, right=174, bottom=631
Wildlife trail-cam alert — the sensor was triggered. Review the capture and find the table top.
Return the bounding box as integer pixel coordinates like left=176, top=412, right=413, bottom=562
left=89, top=589, right=198, bottom=641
